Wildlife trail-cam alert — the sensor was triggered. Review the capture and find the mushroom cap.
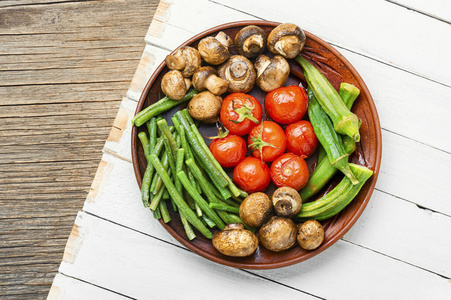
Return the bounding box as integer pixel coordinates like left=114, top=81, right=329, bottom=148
left=165, top=46, right=201, bottom=77
left=234, top=25, right=268, bottom=59
left=188, top=91, right=222, bottom=123
left=161, top=70, right=190, bottom=100
left=217, top=55, right=257, bottom=93
left=212, top=223, right=259, bottom=257
left=267, top=23, right=306, bottom=59
left=297, top=220, right=324, bottom=250
left=255, top=54, right=290, bottom=92
left=239, top=192, right=273, bottom=228
left=192, top=66, right=228, bottom=95
left=272, top=186, right=302, bottom=218
left=258, top=216, right=297, bottom=252
left=197, top=32, right=232, bottom=65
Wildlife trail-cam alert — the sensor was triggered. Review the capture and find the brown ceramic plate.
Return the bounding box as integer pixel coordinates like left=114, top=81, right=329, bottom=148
left=131, top=20, right=381, bottom=269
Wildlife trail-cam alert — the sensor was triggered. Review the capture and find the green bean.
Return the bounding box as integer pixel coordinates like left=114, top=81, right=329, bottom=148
left=141, top=137, right=164, bottom=207
left=157, top=119, right=178, bottom=158
left=177, top=171, right=225, bottom=229
left=202, top=215, right=216, bottom=228
left=132, top=89, right=198, bottom=127
left=189, top=121, right=241, bottom=196
left=148, top=153, right=212, bottom=239
left=162, top=136, right=176, bottom=179
left=180, top=214, right=196, bottom=240
left=152, top=205, right=161, bottom=219
left=227, top=214, right=255, bottom=233
left=219, top=198, right=240, bottom=208
left=159, top=199, right=171, bottom=223
left=175, top=111, right=229, bottom=188
left=147, top=118, right=158, bottom=149
left=174, top=149, right=185, bottom=194
left=209, top=203, right=240, bottom=214
left=181, top=109, right=241, bottom=197
left=192, top=149, right=231, bottom=199
left=138, top=132, right=150, bottom=160
left=150, top=184, right=166, bottom=211
left=152, top=151, right=170, bottom=195
left=185, top=159, right=236, bottom=225
left=162, top=190, right=170, bottom=200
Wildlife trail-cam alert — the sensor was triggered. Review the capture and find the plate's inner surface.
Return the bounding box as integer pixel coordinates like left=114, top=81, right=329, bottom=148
left=133, top=22, right=380, bottom=269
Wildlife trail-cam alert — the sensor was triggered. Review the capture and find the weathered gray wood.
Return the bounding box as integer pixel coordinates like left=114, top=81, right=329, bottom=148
left=0, top=0, right=159, bottom=298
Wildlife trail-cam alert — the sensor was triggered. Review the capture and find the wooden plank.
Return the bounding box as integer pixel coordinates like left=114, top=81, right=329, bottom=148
left=0, top=0, right=159, bottom=298
left=390, top=0, right=451, bottom=23
left=59, top=212, right=318, bottom=299
left=83, top=153, right=451, bottom=278
left=48, top=274, right=129, bottom=300
left=59, top=212, right=451, bottom=299
left=212, top=0, right=451, bottom=86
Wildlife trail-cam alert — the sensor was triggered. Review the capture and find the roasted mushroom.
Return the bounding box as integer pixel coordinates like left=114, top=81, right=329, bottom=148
left=297, top=220, right=324, bottom=250
left=188, top=91, right=222, bottom=123
left=192, top=66, right=229, bottom=95
left=267, top=23, right=306, bottom=59
left=197, top=31, right=233, bottom=65
left=212, top=223, right=259, bottom=257
left=259, top=216, right=297, bottom=252
left=218, top=55, right=257, bottom=93
left=165, top=46, right=202, bottom=77
left=254, top=54, right=290, bottom=92
left=161, top=70, right=191, bottom=100
left=239, top=192, right=273, bottom=228
left=272, top=187, right=302, bottom=218
left=234, top=25, right=268, bottom=59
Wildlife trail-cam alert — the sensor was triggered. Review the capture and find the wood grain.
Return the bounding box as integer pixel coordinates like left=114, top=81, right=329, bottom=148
left=0, top=0, right=159, bottom=298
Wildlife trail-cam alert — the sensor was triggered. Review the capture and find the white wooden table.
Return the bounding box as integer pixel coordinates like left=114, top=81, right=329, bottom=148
left=47, top=0, right=451, bottom=299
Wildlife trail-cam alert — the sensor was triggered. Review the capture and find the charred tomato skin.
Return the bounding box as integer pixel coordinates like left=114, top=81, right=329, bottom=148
left=209, top=135, right=247, bottom=168
left=233, top=157, right=271, bottom=193
left=220, top=93, right=263, bottom=136
left=285, top=120, right=319, bottom=157
left=270, top=153, right=309, bottom=190
left=265, top=85, right=308, bottom=124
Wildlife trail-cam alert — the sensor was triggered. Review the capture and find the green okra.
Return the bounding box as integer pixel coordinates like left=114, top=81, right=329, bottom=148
left=295, top=56, right=360, bottom=142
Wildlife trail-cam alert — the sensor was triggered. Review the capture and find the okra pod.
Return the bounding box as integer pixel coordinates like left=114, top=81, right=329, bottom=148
left=307, top=88, right=358, bottom=184
left=295, top=56, right=361, bottom=142
left=296, top=164, right=373, bottom=220
left=300, top=84, right=360, bottom=200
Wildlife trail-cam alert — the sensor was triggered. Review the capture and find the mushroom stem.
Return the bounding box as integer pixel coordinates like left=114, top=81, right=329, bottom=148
left=244, top=35, right=264, bottom=54
left=204, top=74, right=228, bottom=95
left=215, top=31, right=233, bottom=48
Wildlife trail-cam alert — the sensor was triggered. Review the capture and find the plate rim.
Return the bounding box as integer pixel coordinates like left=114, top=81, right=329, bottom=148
left=131, top=20, right=382, bottom=269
